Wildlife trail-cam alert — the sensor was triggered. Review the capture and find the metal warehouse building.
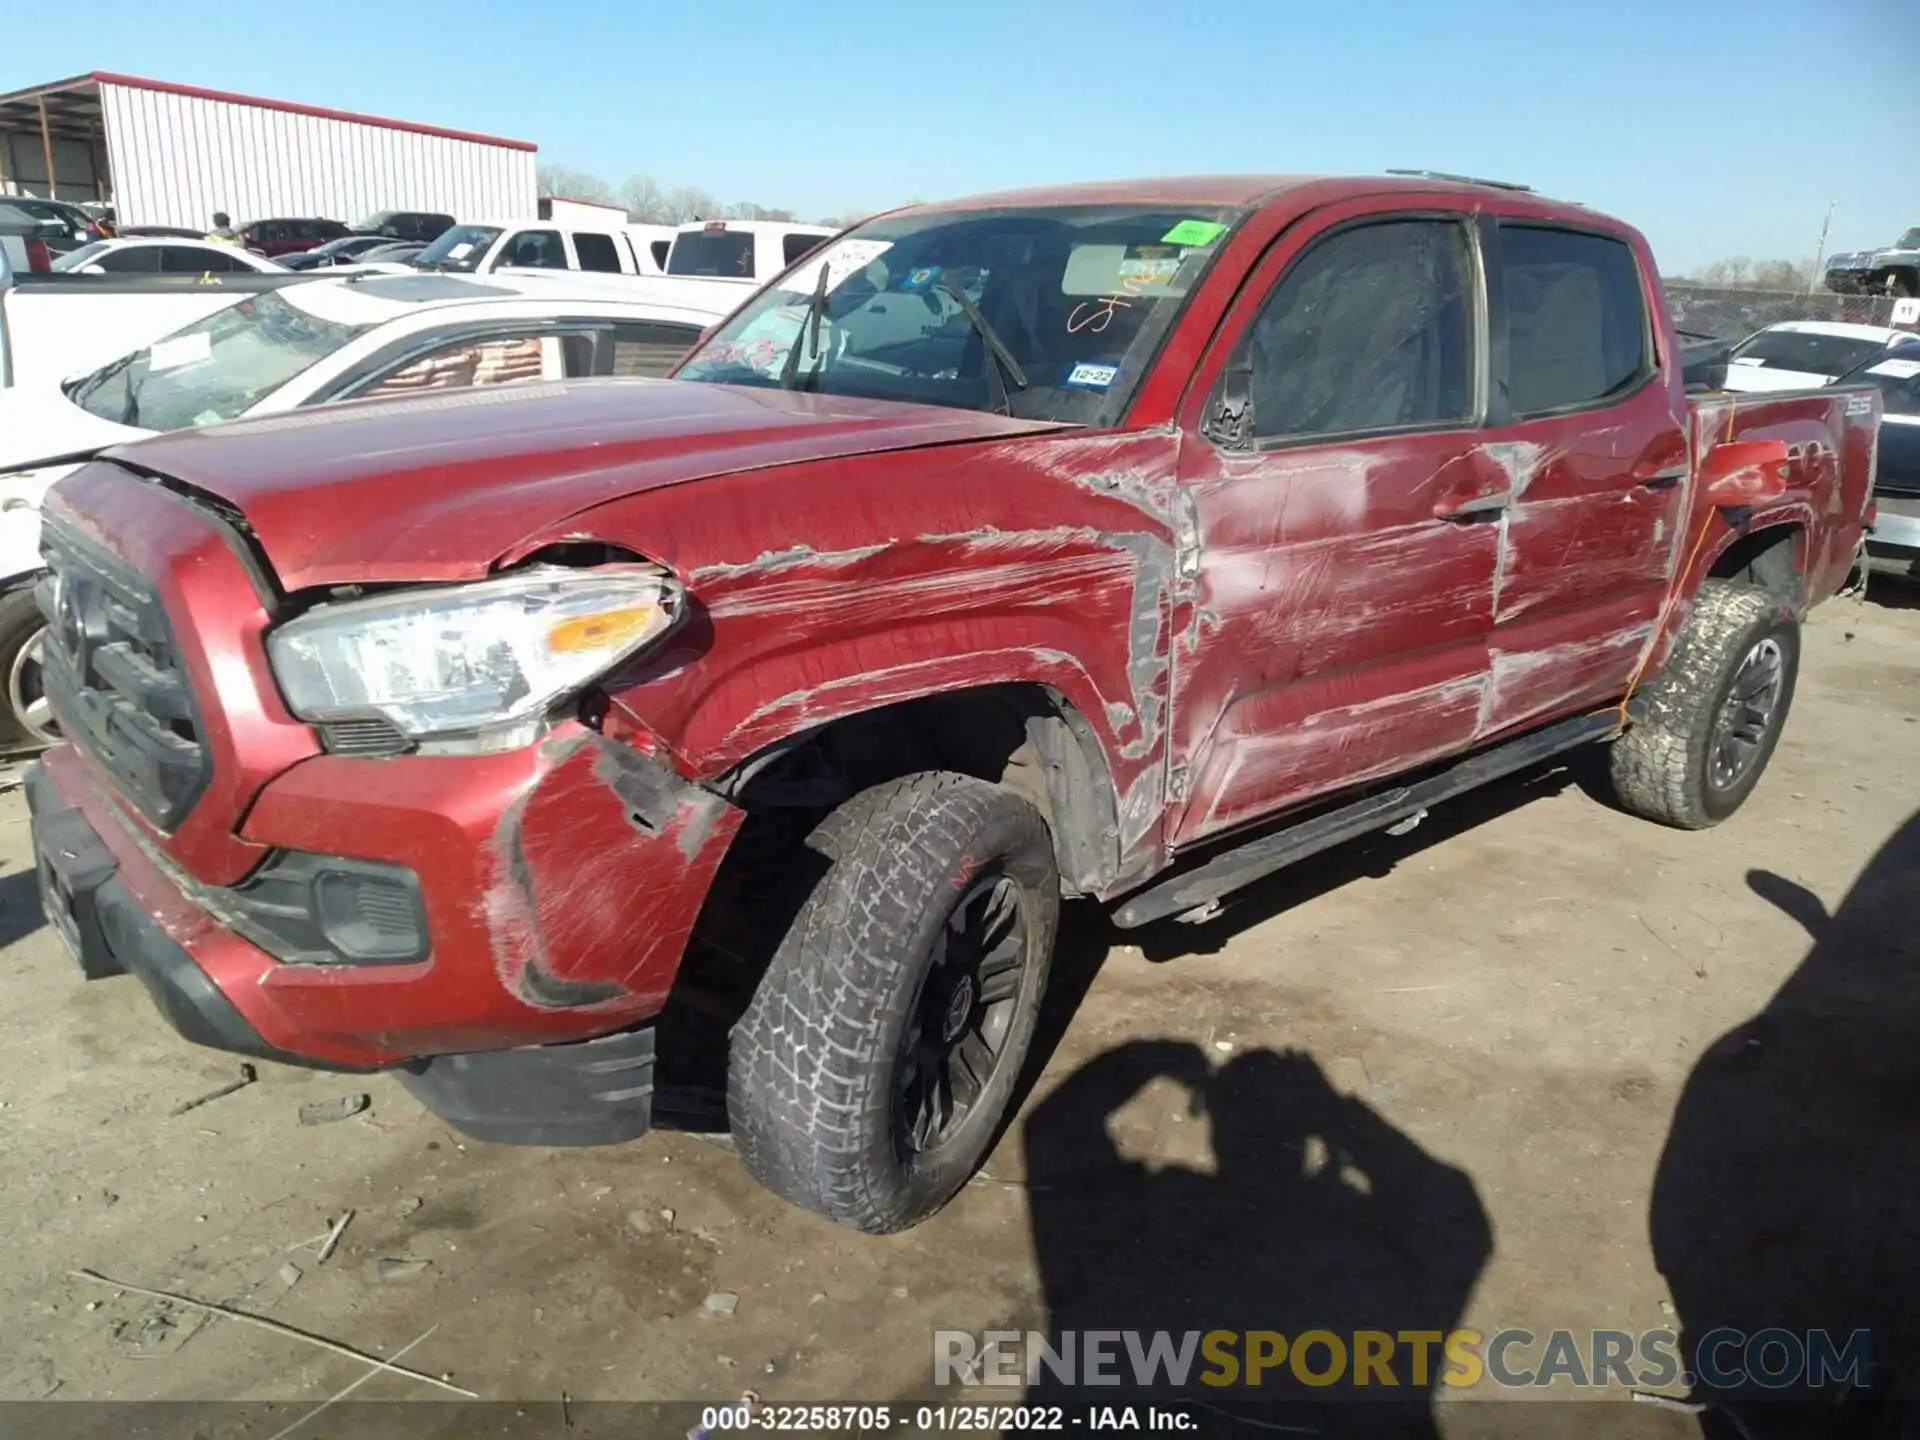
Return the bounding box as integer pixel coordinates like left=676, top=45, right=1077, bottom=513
left=0, top=71, right=537, bottom=229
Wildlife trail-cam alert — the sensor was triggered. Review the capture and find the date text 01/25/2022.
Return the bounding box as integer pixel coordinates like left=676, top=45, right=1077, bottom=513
left=692, top=1402, right=1196, bottom=1433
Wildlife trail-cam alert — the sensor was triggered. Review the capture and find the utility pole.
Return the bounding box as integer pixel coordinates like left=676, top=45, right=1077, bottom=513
left=1808, top=200, right=1836, bottom=294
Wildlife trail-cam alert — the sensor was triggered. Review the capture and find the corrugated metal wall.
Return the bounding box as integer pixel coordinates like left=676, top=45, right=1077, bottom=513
left=99, top=82, right=537, bottom=229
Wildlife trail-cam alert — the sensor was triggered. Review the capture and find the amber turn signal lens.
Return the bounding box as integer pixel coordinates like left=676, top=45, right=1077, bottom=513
left=545, top=605, right=663, bottom=655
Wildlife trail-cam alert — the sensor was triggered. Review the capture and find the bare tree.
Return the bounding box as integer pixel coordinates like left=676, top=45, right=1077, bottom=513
left=1686, top=255, right=1817, bottom=291
left=664, top=186, right=721, bottom=224
left=722, top=201, right=799, bottom=222
left=621, top=174, right=670, bottom=224
left=1750, top=258, right=1815, bottom=291
left=535, top=166, right=615, bottom=204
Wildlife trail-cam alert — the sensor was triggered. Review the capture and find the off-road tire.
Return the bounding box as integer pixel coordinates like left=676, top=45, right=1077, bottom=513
left=728, top=771, right=1058, bottom=1233
left=0, top=586, right=50, bottom=753
left=1609, top=580, right=1800, bottom=829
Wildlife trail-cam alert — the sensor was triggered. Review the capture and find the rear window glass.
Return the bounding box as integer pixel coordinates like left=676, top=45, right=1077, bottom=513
left=611, top=321, right=703, bottom=376
left=782, top=232, right=826, bottom=266
left=669, top=230, right=756, bottom=278
left=574, top=232, right=623, bottom=273
left=1502, top=226, right=1650, bottom=417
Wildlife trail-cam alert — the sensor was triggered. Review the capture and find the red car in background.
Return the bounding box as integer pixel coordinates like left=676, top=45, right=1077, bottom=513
left=238, top=217, right=351, bottom=257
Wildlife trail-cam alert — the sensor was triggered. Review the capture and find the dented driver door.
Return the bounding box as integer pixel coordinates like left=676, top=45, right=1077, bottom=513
left=1168, top=204, right=1504, bottom=847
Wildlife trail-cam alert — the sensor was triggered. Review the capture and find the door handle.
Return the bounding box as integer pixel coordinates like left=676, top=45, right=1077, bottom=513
left=1433, top=487, right=1514, bottom=521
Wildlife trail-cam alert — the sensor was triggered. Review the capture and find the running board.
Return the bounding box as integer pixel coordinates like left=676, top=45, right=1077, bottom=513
left=1110, top=710, right=1622, bottom=929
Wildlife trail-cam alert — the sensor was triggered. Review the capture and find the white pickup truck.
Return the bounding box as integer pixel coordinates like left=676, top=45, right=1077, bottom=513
left=411, top=218, right=665, bottom=279
left=613, top=219, right=837, bottom=315
left=0, top=270, right=730, bottom=747
left=663, top=219, right=835, bottom=283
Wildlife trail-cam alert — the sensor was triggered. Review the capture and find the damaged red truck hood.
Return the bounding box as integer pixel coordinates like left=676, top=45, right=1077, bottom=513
left=101, top=381, right=1066, bottom=590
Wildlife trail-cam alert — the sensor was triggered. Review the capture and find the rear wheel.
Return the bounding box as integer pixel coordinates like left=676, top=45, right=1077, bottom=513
left=728, top=772, right=1058, bottom=1233
left=0, top=586, right=54, bottom=752
left=1608, top=581, right=1800, bottom=829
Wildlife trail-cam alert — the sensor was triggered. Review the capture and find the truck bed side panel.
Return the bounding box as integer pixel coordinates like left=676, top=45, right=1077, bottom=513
left=1688, top=387, right=1878, bottom=604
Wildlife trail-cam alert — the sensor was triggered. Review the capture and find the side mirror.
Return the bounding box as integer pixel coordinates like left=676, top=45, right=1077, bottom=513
left=79, top=263, right=105, bottom=275
left=1700, top=439, right=1792, bottom=508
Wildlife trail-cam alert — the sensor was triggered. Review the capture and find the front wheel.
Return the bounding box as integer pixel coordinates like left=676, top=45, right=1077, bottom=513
left=728, top=772, right=1058, bottom=1233
left=0, top=586, right=55, bottom=753
left=1608, top=581, right=1800, bottom=829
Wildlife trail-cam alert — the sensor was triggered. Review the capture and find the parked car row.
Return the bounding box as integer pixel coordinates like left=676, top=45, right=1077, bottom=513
left=0, top=269, right=732, bottom=745
left=53, top=237, right=290, bottom=275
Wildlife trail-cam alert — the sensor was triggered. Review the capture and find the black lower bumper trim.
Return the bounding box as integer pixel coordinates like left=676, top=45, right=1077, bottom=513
left=396, top=1025, right=658, bottom=1146
left=25, top=762, right=367, bottom=1072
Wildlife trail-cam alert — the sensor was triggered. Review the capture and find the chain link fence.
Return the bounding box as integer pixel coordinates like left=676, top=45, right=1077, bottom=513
left=1663, top=283, right=1902, bottom=342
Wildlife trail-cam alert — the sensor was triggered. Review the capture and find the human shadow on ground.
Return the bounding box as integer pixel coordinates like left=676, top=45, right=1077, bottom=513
left=1012, top=1038, right=1492, bottom=1436
left=1651, top=809, right=1920, bottom=1438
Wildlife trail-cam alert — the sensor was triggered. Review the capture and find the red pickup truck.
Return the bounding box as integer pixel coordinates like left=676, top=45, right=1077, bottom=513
left=27, top=174, right=1877, bottom=1234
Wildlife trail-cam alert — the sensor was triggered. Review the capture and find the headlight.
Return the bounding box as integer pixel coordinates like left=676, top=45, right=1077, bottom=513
left=268, top=564, right=680, bottom=751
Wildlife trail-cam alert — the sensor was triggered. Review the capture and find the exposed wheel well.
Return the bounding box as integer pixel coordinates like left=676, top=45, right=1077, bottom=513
left=716, top=684, right=1120, bottom=897
left=655, top=686, right=1122, bottom=1105
left=1709, top=524, right=1803, bottom=603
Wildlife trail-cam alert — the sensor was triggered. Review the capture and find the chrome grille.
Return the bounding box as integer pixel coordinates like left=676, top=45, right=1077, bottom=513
left=37, top=521, right=208, bottom=828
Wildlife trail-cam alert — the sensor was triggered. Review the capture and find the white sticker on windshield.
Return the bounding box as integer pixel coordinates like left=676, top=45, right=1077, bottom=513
left=1893, top=297, right=1920, bottom=325
left=147, top=332, right=212, bottom=372
left=1065, top=361, right=1121, bottom=390
left=447, top=242, right=475, bottom=260
left=780, top=238, right=893, bottom=295
left=1867, top=357, right=1920, bottom=379
left=192, top=409, right=225, bottom=426
left=1730, top=356, right=1765, bottom=366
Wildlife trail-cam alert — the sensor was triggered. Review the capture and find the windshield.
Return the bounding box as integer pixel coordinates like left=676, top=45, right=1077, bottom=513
left=1898, top=228, right=1920, bottom=250
left=675, top=204, right=1241, bottom=424
left=1727, top=330, right=1888, bottom=379
left=67, top=291, right=368, bottom=432
left=1848, top=354, right=1920, bottom=416
left=310, top=235, right=375, bottom=259
left=51, top=240, right=111, bottom=272
left=669, top=229, right=757, bottom=278
left=414, top=225, right=502, bottom=272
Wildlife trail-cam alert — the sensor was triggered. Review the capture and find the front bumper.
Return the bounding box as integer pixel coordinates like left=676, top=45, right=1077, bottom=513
left=28, top=729, right=743, bottom=1071
left=26, top=761, right=335, bottom=1069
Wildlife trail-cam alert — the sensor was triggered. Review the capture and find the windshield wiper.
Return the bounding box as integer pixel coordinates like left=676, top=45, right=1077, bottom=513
left=938, top=273, right=1028, bottom=415
left=779, top=260, right=831, bottom=390
left=70, top=352, right=135, bottom=409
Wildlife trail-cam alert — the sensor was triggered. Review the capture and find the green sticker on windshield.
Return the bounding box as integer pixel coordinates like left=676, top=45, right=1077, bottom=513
left=1161, top=219, right=1227, bottom=247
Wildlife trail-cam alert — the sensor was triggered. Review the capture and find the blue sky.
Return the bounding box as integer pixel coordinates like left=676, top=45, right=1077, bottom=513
left=8, top=0, right=1916, bottom=272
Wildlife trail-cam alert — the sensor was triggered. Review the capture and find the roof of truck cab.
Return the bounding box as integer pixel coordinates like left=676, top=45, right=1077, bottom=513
left=671, top=219, right=834, bottom=235
left=907, top=173, right=1557, bottom=212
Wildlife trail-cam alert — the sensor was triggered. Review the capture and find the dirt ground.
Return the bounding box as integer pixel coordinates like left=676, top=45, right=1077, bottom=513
left=3, top=591, right=1917, bottom=1435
